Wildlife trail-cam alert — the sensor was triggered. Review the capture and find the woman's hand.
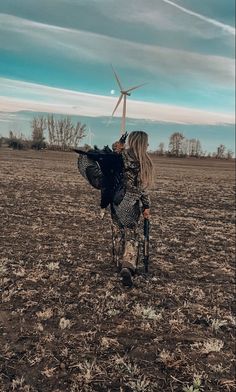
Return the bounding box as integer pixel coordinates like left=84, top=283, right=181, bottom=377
left=112, top=141, right=125, bottom=154
left=143, top=208, right=150, bottom=219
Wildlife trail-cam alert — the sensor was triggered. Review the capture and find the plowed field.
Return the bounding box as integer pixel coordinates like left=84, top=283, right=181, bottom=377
left=0, top=149, right=235, bottom=392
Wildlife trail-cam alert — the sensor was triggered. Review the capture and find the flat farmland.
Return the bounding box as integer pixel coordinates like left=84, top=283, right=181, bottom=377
left=0, top=149, right=235, bottom=392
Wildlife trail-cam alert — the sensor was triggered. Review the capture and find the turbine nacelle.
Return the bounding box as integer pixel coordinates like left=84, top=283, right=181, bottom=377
left=121, top=91, right=131, bottom=96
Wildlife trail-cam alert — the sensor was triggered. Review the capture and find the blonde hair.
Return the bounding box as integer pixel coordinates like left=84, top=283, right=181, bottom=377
left=128, top=131, right=153, bottom=188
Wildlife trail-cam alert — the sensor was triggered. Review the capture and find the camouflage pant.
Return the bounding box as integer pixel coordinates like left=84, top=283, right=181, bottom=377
left=111, top=220, right=142, bottom=273
left=110, top=190, right=143, bottom=272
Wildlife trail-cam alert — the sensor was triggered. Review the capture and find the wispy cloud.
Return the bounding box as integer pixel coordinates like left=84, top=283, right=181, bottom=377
left=160, top=0, right=235, bottom=35
left=0, top=13, right=234, bottom=88
left=0, top=78, right=234, bottom=125
left=88, top=0, right=235, bottom=42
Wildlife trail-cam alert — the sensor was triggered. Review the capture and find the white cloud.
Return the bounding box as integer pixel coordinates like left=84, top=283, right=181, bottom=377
left=0, top=13, right=234, bottom=87
left=160, top=0, right=235, bottom=35
left=84, top=0, right=235, bottom=41
left=0, top=78, right=234, bottom=125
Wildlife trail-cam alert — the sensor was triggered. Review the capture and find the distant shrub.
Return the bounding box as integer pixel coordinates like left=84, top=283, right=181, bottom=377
left=8, top=137, right=25, bottom=150
left=0, top=137, right=9, bottom=148
left=31, top=139, right=47, bottom=150
left=7, top=131, right=30, bottom=150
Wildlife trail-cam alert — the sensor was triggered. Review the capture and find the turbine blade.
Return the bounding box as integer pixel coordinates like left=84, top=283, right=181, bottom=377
left=111, top=64, right=123, bottom=91
left=126, top=83, right=147, bottom=93
left=112, top=94, right=123, bottom=117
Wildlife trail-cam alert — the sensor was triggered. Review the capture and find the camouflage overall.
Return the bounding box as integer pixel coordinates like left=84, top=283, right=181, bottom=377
left=110, top=150, right=150, bottom=272
left=77, top=149, right=150, bottom=272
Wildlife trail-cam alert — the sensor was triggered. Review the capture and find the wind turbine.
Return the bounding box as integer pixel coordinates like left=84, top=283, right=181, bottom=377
left=111, top=65, right=146, bottom=135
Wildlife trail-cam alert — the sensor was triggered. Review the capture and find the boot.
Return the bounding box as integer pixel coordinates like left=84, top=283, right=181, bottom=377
left=120, top=268, right=133, bottom=288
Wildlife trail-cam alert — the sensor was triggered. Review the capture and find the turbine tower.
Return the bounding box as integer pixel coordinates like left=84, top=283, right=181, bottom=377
left=111, top=65, right=146, bottom=135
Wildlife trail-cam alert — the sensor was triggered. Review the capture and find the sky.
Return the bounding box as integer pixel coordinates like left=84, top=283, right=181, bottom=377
left=0, top=0, right=235, bottom=153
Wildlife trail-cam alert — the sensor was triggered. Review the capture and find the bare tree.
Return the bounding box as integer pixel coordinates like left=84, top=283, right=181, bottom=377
left=195, top=139, right=202, bottom=157
left=216, top=144, right=226, bottom=159
left=169, top=132, right=184, bottom=156
left=47, top=114, right=56, bottom=147
left=46, top=115, right=86, bottom=150
left=156, top=142, right=165, bottom=156
left=188, top=138, right=202, bottom=157
left=180, top=138, right=189, bottom=156
left=226, top=149, right=234, bottom=159
left=73, top=121, right=87, bottom=148
left=31, top=116, right=47, bottom=149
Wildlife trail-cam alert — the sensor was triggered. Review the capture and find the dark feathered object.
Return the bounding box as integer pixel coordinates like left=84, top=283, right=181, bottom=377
left=74, top=146, right=125, bottom=208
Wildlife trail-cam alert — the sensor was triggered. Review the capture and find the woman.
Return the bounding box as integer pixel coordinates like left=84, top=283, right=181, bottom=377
left=76, top=131, right=153, bottom=287
left=111, top=131, right=153, bottom=287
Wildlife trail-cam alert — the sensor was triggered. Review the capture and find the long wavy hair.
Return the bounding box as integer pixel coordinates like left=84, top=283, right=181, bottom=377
left=128, top=131, right=153, bottom=188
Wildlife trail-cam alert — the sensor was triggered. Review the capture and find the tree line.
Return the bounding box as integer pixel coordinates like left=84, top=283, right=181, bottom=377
left=0, top=115, right=86, bottom=151
left=153, top=132, right=234, bottom=159
left=0, top=120, right=234, bottom=159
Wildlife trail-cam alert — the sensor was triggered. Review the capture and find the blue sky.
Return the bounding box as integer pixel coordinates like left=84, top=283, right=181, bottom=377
left=0, top=0, right=235, bottom=153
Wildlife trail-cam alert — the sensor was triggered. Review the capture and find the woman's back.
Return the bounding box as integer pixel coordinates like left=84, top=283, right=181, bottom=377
left=122, top=149, right=140, bottom=191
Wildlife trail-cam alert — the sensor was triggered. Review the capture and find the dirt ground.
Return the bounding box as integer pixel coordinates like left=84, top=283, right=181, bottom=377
left=0, top=148, right=235, bottom=392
